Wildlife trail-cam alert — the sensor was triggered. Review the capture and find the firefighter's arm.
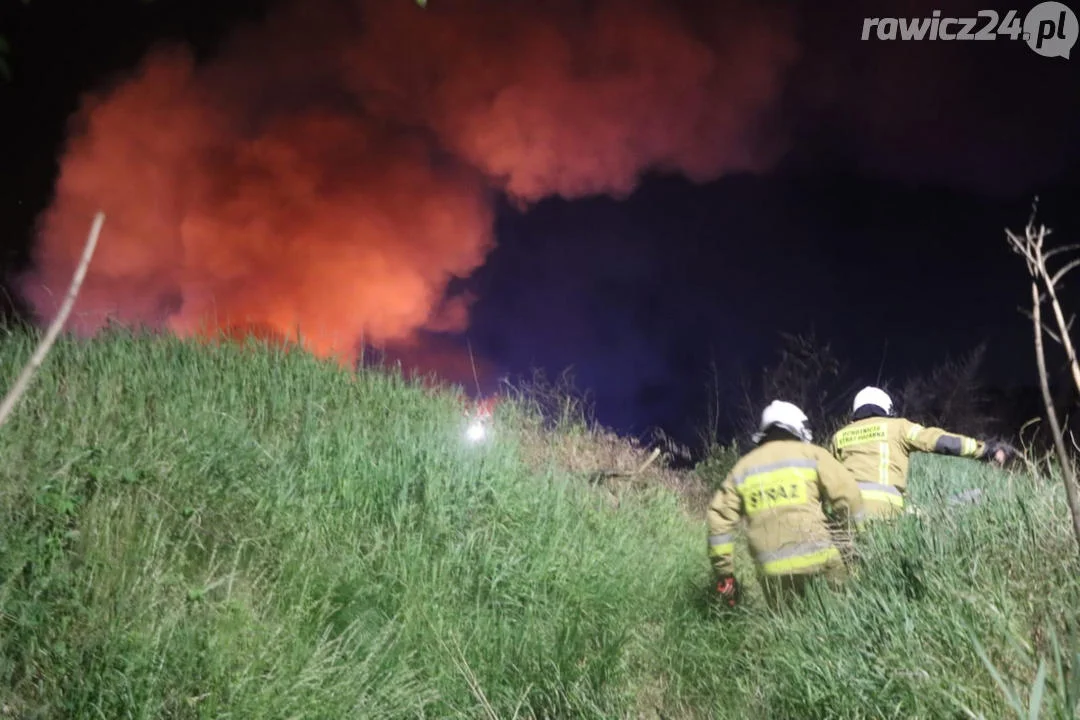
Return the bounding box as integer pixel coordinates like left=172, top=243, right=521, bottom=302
left=706, top=475, right=742, bottom=578
left=814, top=447, right=867, bottom=530
left=900, top=419, right=987, bottom=459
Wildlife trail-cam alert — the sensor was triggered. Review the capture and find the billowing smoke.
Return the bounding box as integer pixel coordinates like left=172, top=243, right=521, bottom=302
left=21, top=0, right=799, bottom=369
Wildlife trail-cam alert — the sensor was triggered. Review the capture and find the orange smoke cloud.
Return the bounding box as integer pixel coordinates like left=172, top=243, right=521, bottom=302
left=345, top=0, right=799, bottom=201
left=21, top=0, right=798, bottom=368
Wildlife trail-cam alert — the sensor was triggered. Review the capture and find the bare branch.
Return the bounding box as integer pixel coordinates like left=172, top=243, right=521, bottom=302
left=1051, top=257, right=1080, bottom=288
left=0, top=212, right=105, bottom=431
left=1006, top=232, right=1038, bottom=268
left=1017, top=308, right=1064, bottom=345
left=1027, top=195, right=1041, bottom=229
left=1041, top=281, right=1080, bottom=394
left=1043, top=243, right=1080, bottom=262
left=1019, top=214, right=1080, bottom=555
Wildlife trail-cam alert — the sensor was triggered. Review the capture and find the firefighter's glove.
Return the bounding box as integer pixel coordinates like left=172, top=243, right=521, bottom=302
left=982, top=440, right=1016, bottom=466
left=715, top=575, right=739, bottom=607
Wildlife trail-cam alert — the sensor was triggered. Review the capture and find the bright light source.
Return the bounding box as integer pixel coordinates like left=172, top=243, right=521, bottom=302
left=465, top=420, right=488, bottom=443
left=463, top=396, right=496, bottom=445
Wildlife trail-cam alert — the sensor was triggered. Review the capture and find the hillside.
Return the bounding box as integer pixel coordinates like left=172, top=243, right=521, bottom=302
left=1, top=330, right=1078, bottom=719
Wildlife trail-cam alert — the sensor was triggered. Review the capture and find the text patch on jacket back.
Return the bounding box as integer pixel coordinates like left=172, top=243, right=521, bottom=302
left=737, top=467, right=814, bottom=515
left=833, top=423, right=887, bottom=450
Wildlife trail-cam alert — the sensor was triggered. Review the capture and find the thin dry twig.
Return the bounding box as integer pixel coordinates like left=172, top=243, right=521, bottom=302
left=1007, top=212, right=1080, bottom=554
left=0, top=211, right=105, bottom=431
left=1017, top=307, right=1069, bottom=345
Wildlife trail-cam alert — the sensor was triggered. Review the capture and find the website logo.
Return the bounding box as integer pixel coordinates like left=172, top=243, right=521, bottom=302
left=860, top=3, right=1077, bottom=58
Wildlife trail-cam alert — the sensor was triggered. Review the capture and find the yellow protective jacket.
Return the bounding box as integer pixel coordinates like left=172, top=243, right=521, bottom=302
left=706, top=439, right=865, bottom=579
left=829, top=416, right=988, bottom=518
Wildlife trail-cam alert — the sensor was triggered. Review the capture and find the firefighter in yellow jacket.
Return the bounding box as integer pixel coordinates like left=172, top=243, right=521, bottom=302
left=829, top=386, right=1012, bottom=521
left=707, top=400, right=866, bottom=608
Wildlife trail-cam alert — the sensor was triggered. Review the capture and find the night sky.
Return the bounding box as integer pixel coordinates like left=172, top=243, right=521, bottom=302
left=1, top=0, right=1079, bottom=452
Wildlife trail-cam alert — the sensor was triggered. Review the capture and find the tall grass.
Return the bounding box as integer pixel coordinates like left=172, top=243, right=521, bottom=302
left=0, top=329, right=1077, bottom=719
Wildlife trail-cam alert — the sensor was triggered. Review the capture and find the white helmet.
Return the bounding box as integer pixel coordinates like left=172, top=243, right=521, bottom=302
left=852, top=386, right=893, bottom=415
left=752, top=400, right=812, bottom=444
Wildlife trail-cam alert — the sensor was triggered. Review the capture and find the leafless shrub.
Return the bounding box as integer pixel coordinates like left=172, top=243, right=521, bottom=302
left=498, top=367, right=593, bottom=434
left=734, top=329, right=862, bottom=445
left=896, top=342, right=996, bottom=438
left=1006, top=203, right=1080, bottom=554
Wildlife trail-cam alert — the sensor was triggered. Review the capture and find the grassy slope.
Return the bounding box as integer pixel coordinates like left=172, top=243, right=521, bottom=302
left=0, top=330, right=1078, bottom=719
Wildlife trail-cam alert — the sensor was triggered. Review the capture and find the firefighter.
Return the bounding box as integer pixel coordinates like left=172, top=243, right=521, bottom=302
left=707, top=400, right=866, bottom=609
left=829, top=386, right=1013, bottom=521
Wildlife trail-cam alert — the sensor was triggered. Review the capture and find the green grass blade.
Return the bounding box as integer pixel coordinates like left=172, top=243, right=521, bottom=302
left=1027, top=658, right=1047, bottom=720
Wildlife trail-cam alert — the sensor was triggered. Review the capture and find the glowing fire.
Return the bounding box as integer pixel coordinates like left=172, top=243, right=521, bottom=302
left=20, top=0, right=799, bottom=380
